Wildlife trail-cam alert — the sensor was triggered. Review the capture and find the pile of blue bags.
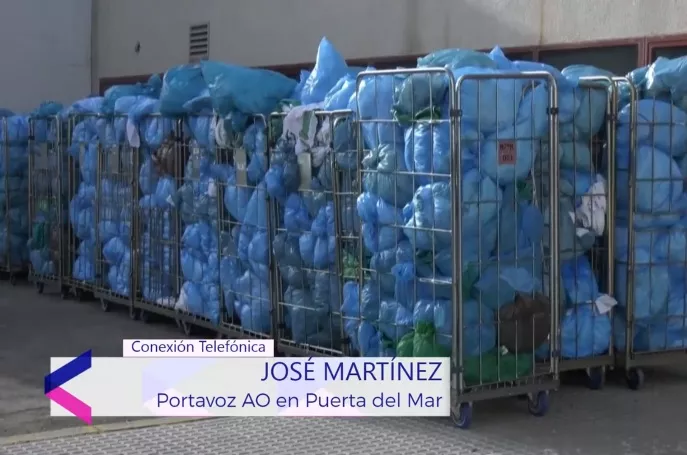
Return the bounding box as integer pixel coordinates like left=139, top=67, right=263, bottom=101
left=27, top=102, right=68, bottom=277
left=540, top=65, right=616, bottom=360
left=0, top=112, right=30, bottom=270
left=265, top=38, right=361, bottom=348
left=611, top=56, right=687, bottom=351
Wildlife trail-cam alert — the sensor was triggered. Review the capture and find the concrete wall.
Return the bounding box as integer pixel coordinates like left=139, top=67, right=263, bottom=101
left=95, top=0, right=687, bottom=79
left=0, top=0, right=92, bottom=112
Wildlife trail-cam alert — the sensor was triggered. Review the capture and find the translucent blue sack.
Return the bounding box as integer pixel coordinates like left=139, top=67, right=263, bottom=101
left=0, top=115, right=29, bottom=145
left=474, top=265, right=542, bottom=311
left=614, top=226, right=671, bottom=320
left=615, top=144, right=683, bottom=215
left=417, top=48, right=497, bottom=71
left=561, top=255, right=600, bottom=306
left=284, top=287, right=328, bottom=344
left=300, top=37, right=349, bottom=105
left=159, top=64, right=207, bottom=116
left=403, top=173, right=501, bottom=252
left=362, top=142, right=414, bottom=208
left=201, top=60, right=296, bottom=131
left=102, top=74, right=162, bottom=115
left=234, top=270, right=271, bottom=333
left=496, top=185, right=544, bottom=258
left=479, top=116, right=538, bottom=184
left=646, top=56, right=687, bottom=104
left=561, top=65, right=615, bottom=137
left=616, top=99, right=687, bottom=157
left=288, top=70, right=309, bottom=101
left=178, top=281, right=220, bottom=323
left=323, top=74, right=357, bottom=111
left=538, top=304, right=610, bottom=359
left=414, top=298, right=496, bottom=356
left=223, top=166, right=254, bottom=222
left=614, top=307, right=687, bottom=351
left=354, top=73, right=405, bottom=149
left=378, top=299, right=413, bottom=344
left=238, top=183, right=268, bottom=270
left=404, top=121, right=479, bottom=185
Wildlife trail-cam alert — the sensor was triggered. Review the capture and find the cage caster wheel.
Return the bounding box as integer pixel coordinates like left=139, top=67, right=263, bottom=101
left=139, top=310, right=151, bottom=324
left=75, top=289, right=85, bottom=302
left=35, top=282, right=44, bottom=294
left=100, top=298, right=110, bottom=313
left=527, top=391, right=550, bottom=417
left=585, top=367, right=605, bottom=390
left=9, top=274, right=17, bottom=286
left=626, top=368, right=645, bottom=391
left=216, top=331, right=226, bottom=339
left=451, top=402, right=473, bottom=429
left=129, top=307, right=140, bottom=321
left=180, top=320, right=193, bottom=336
left=60, top=287, right=69, bottom=300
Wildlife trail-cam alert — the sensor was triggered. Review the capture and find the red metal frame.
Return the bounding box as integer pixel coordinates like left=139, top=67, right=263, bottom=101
left=99, top=34, right=687, bottom=93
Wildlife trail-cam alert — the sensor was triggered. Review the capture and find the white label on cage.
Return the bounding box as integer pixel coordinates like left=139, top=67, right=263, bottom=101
left=594, top=294, right=617, bottom=315
left=207, top=178, right=217, bottom=197
left=497, top=140, right=516, bottom=165
left=235, top=147, right=248, bottom=186
left=297, top=153, right=312, bottom=190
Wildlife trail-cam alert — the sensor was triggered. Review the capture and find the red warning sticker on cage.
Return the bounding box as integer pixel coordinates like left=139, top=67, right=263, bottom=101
left=498, top=140, right=517, bottom=165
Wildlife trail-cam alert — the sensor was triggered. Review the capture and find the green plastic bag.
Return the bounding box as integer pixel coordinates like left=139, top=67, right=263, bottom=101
left=413, top=322, right=451, bottom=357
left=396, top=331, right=415, bottom=357
left=463, top=350, right=534, bottom=386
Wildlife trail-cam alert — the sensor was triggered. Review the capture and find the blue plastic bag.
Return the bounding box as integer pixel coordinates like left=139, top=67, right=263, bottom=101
left=159, top=64, right=207, bottom=116
left=301, top=37, right=349, bottom=105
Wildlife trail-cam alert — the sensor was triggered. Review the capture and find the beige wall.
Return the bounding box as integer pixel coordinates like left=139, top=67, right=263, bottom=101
left=95, top=0, right=687, bottom=80
left=0, top=0, right=92, bottom=112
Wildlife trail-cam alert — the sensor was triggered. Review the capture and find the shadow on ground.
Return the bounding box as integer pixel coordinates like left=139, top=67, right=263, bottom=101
left=0, top=281, right=184, bottom=437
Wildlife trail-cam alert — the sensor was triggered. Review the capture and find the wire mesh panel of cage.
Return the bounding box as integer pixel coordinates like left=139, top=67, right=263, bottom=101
left=93, top=114, right=137, bottom=315
left=173, top=114, right=231, bottom=336
left=27, top=116, right=70, bottom=295
left=547, top=77, right=619, bottom=390
left=267, top=110, right=355, bottom=356
left=132, top=116, right=186, bottom=330
left=450, top=71, right=561, bottom=428
left=216, top=115, right=274, bottom=340
left=351, top=67, right=561, bottom=428
left=612, top=77, right=687, bottom=391
left=63, top=113, right=101, bottom=300
left=0, top=115, right=31, bottom=284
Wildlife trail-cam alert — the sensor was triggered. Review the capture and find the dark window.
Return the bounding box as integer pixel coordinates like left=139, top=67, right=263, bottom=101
left=538, top=45, right=639, bottom=76
left=651, top=45, right=687, bottom=61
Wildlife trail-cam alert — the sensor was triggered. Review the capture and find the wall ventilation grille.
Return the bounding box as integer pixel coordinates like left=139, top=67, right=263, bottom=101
left=189, top=23, right=209, bottom=62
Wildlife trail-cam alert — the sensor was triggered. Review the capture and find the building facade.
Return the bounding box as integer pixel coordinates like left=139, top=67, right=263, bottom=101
left=0, top=0, right=92, bottom=112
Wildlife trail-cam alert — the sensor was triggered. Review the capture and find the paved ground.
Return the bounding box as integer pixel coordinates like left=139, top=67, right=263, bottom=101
left=0, top=281, right=185, bottom=437
left=2, top=281, right=687, bottom=454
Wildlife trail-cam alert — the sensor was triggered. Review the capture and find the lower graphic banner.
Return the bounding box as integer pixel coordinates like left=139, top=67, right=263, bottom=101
left=48, top=355, right=451, bottom=421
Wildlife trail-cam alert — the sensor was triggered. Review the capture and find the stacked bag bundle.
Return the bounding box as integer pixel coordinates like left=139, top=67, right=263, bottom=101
left=195, top=59, right=294, bottom=331
left=266, top=38, right=361, bottom=348
left=27, top=102, right=69, bottom=277
left=536, top=64, right=616, bottom=360
left=66, top=97, right=105, bottom=283
left=611, top=56, right=687, bottom=351
left=0, top=111, right=30, bottom=270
